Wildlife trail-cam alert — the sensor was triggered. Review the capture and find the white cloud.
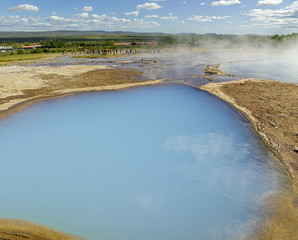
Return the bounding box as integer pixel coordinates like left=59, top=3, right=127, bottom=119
left=50, top=16, right=66, bottom=22
left=150, top=0, right=166, bottom=1
left=74, top=7, right=78, bottom=11
left=166, top=133, right=248, bottom=159
left=52, top=11, right=58, bottom=15
left=160, top=12, right=177, bottom=20
left=82, top=6, right=93, bottom=12
left=165, top=133, right=252, bottom=187
left=0, top=6, right=161, bottom=31
left=257, top=0, right=283, bottom=6
left=211, top=0, right=241, bottom=6
left=245, top=1, right=298, bottom=29
left=201, top=3, right=206, bottom=6
left=137, top=2, right=162, bottom=10
left=74, top=13, right=89, bottom=18
left=6, top=4, right=39, bottom=12
left=0, top=15, right=50, bottom=31
left=136, top=193, right=159, bottom=216
left=124, top=11, right=139, bottom=16
left=161, top=16, right=178, bottom=20
left=90, top=14, right=107, bottom=19
left=91, top=14, right=130, bottom=23
left=183, top=1, right=187, bottom=4
left=188, top=15, right=231, bottom=22
left=133, top=18, right=161, bottom=28
left=144, top=15, right=159, bottom=18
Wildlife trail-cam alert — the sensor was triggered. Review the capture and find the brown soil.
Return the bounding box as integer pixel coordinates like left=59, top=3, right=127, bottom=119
left=0, top=219, right=84, bottom=240
left=220, top=80, right=297, bottom=183
left=250, top=192, right=298, bottom=240
left=191, top=75, right=215, bottom=81
left=200, top=78, right=298, bottom=240
left=0, top=68, right=141, bottom=105
left=204, top=64, right=235, bottom=76
left=0, top=67, right=164, bottom=120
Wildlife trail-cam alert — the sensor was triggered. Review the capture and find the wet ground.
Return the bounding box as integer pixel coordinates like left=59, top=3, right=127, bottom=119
left=20, top=48, right=297, bottom=87
left=22, top=51, right=241, bottom=87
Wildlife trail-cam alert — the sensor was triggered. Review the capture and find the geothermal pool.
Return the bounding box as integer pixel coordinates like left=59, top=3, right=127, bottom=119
left=0, top=85, right=288, bottom=239
left=223, top=58, right=298, bottom=83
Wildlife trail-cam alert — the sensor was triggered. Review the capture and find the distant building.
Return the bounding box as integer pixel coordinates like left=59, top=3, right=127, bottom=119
left=0, top=46, right=13, bottom=50
left=114, top=43, right=130, bottom=46
left=21, top=46, right=35, bottom=50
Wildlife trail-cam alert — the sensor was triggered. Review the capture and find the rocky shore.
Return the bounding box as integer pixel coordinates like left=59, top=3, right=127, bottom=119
left=200, top=79, right=298, bottom=186
left=200, top=78, right=298, bottom=240
left=0, top=64, right=164, bottom=120
left=0, top=219, right=83, bottom=240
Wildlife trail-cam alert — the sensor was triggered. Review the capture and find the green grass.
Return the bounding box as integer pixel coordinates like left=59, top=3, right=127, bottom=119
left=0, top=53, right=61, bottom=65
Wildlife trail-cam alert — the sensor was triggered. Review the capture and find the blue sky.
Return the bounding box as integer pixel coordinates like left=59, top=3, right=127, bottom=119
left=0, top=1, right=297, bottom=34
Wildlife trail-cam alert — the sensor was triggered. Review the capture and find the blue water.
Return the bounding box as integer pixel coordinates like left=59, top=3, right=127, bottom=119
left=0, top=85, right=288, bottom=240
left=223, top=58, right=298, bottom=83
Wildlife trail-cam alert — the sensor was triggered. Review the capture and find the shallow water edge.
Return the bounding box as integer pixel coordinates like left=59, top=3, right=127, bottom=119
left=200, top=79, right=298, bottom=240
left=0, top=80, right=165, bottom=121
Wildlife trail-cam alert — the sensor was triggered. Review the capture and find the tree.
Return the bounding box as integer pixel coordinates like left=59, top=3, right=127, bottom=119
left=40, top=39, right=65, bottom=48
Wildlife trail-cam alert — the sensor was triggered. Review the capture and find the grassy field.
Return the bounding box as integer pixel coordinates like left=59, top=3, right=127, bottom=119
left=0, top=53, right=61, bottom=65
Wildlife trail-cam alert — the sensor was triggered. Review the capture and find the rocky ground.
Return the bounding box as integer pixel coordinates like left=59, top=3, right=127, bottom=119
left=0, top=219, right=83, bottom=240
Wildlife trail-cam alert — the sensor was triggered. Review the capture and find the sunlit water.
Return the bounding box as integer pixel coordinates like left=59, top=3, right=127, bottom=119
left=0, top=85, right=288, bottom=240
left=223, top=58, right=298, bottom=83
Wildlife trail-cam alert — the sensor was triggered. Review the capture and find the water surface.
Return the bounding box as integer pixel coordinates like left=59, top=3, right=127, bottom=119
left=0, top=85, right=288, bottom=239
left=223, top=58, right=298, bottom=83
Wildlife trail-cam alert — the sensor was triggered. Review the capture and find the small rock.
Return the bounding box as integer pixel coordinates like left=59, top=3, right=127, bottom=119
left=270, top=122, right=277, bottom=128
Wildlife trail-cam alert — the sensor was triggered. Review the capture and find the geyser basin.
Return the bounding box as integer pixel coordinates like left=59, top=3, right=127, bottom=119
left=223, top=58, right=298, bottom=83
left=0, top=85, right=288, bottom=240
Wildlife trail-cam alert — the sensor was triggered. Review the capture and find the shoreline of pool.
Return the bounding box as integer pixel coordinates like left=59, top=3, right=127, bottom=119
left=199, top=78, right=298, bottom=187
left=0, top=79, right=166, bottom=121
left=0, top=62, right=297, bottom=239
left=0, top=63, right=167, bottom=121
left=0, top=218, right=84, bottom=240
left=199, top=78, right=298, bottom=239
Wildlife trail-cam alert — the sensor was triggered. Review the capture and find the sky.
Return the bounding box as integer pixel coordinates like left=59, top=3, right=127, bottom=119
left=0, top=0, right=298, bottom=35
